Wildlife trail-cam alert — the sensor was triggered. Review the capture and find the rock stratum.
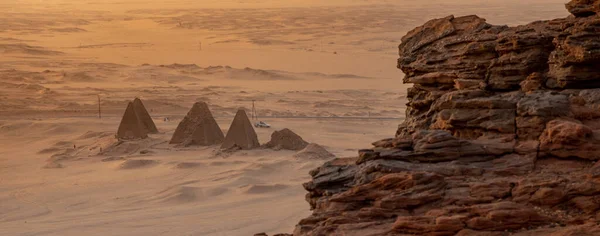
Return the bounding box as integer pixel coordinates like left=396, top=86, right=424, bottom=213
left=294, top=1, right=600, bottom=235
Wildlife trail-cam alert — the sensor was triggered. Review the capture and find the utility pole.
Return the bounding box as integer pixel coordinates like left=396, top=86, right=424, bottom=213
left=252, top=100, right=256, bottom=120
left=320, top=40, right=323, bottom=52
left=97, top=95, right=102, bottom=119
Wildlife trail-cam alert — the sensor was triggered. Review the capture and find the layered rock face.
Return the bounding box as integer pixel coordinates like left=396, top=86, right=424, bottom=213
left=295, top=1, right=600, bottom=235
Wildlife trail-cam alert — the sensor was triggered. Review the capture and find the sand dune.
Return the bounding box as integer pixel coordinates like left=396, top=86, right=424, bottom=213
left=157, top=186, right=215, bottom=204
left=77, top=43, right=152, bottom=49
left=172, top=162, right=205, bottom=169
left=240, top=184, right=289, bottom=194
left=0, top=62, right=402, bottom=120
left=62, top=71, right=98, bottom=82
left=0, top=43, right=63, bottom=55
left=294, top=143, right=335, bottom=159
left=49, top=27, right=87, bottom=33
left=0, top=115, right=416, bottom=235
left=101, top=156, right=126, bottom=162
left=226, top=67, right=299, bottom=81
left=117, top=159, right=160, bottom=170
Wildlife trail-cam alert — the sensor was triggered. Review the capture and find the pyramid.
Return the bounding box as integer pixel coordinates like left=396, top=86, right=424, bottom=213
left=221, top=109, right=260, bottom=149
left=264, top=128, right=308, bottom=150
left=117, top=102, right=148, bottom=140
left=132, top=98, right=158, bottom=134
left=170, top=102, right=224, bottom=146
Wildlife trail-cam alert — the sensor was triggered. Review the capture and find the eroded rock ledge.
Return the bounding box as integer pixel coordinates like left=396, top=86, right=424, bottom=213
left=294, top=1, right=600, bottom=235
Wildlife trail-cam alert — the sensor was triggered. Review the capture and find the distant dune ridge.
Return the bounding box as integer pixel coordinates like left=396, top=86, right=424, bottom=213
left=0, top=63, right=404, bottom=119
left=0, top=43, right=63, bottom=55
left=221, top=109, right=260, bottom=150
left=170, top=101, right=225, bottom=146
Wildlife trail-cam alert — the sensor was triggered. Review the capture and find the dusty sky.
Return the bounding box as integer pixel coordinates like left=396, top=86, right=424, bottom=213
left=0, top=0, right=570, bottom=79
left=5, top=0, right=569, bottom=13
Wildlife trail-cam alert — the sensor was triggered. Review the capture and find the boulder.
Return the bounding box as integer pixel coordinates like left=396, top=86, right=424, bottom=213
left=539, top=119, right=600, bottom=160
left=566, top=0, right=600, bottom=17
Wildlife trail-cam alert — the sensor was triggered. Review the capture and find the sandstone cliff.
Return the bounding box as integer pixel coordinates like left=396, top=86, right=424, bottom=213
left=295, top=1, right=600, bottom=235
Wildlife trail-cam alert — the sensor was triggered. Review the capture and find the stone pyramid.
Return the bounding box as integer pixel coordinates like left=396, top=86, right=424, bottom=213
left=170, top=102, right=224, bottom=146
left=221, top=109, right=260, bottom=149
left=264, top=128, right=308, bottom=150
left=117, top=102, right=148, bottom=140
left=132, top=98, right=158, bottom=134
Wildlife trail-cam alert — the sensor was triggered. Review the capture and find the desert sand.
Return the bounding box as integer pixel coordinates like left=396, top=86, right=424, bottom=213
left=0, top=0, right=569, bottom=235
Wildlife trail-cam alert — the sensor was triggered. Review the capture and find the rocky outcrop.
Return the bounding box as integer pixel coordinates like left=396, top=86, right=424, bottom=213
left=294, top=1, right=600, bottom=235
left=254, top=233, right=293, bottom=236
left=566, top=0, right=600, bottom=17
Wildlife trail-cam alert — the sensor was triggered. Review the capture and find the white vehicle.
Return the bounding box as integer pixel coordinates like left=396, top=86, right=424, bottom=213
left=255, top=121, right=271, bottom=128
